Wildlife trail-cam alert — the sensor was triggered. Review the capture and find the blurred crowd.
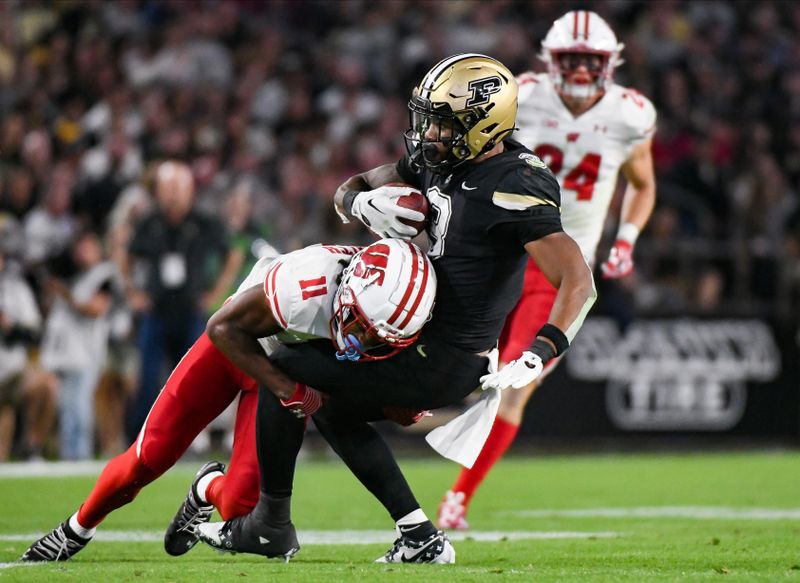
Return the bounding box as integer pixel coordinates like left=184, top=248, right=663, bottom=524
left=1, top=0, right=798, bottom=460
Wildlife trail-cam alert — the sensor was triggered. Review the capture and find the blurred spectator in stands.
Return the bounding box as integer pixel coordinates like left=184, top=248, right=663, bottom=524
left=39, top=230, right=118, bottom=460
left=122, top=161, right=236, bottom=439
left=92, top=168, right=155, bottom=458
left=76, top=123, right=143, bottom=232
left=23, top=162, right=77, bottom=268
left=0, top=214, right=56, bottom=461
left=0, top=166, right=37, bottom=221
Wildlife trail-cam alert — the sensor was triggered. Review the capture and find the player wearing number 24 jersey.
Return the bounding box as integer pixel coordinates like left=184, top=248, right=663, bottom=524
left=439, top=11, right=657, bottom=530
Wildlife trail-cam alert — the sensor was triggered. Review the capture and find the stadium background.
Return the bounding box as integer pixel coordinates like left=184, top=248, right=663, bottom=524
left=0, top=0, right=799, bottom=463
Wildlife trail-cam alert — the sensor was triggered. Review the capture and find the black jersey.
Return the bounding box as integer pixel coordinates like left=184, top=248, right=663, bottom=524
left=396, top=139, right=563, bottom=352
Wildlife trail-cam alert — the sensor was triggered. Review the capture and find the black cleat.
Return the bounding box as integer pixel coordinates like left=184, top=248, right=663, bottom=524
left=197, top=515, right=300, bottom=561
left=21, top=521, right=91, bottom=562
left=164, top=461, right=225, bottom=556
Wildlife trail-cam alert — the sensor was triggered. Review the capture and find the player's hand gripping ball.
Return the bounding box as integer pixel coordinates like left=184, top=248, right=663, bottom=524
left=388, top=183, right=430, bottom=236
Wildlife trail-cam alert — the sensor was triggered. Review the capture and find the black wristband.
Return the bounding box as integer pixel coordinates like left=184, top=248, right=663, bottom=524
left=343, top=190, right=361, bottom=216
left=530, top=338, right=557, bottom=365
left=535, top=323, right=570, bottom=356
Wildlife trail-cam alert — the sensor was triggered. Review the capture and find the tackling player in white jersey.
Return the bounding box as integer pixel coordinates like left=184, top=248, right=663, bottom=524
left=22, top=239, right=438, bottom=562
left=439, top=10, right=657, bottom=529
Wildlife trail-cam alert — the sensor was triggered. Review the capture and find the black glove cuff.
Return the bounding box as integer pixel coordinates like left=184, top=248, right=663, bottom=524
left=343, top=190, right=361, bottom=217
left=531, top=324, right=569, bottom=362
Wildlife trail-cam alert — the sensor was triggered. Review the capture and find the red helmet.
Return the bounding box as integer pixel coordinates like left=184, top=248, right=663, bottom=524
left=540, top=10, right=624, bottom=100
left=330, top=239, right=436, bottom=362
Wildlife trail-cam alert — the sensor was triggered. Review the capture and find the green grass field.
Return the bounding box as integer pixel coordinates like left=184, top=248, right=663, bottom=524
left=1, top=451, right=799, bottom=582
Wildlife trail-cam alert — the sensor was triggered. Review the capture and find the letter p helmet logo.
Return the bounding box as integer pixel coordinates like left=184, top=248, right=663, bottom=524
left=466, top=76, right=502, bottom=107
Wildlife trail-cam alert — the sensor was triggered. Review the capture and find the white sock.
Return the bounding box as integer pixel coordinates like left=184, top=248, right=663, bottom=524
left=69, top=513, right=96, bottom=540
left=396, top=508, right=429, bottom=527
left=195, top=471, right=224, bottom=503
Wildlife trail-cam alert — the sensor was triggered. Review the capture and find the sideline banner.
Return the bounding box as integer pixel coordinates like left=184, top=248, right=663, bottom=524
left=520, top=317, right=800, bottom=437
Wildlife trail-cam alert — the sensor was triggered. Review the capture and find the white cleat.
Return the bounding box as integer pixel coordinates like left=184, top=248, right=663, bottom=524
left=375, top=529, right=455, bottom=564
left=437, top=490, right=470, bottom=530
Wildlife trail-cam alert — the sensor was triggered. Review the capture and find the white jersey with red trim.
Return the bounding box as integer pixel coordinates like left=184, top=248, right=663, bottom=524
left=515, top=72, right=656, bottom=262
left=234, top=244, right=361, bottom=355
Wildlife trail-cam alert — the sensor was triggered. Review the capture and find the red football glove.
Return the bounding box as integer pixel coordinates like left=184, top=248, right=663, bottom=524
left=383, top=406, right=430, bottom=427
left=601, top=239, right=634, bottom=279
left=280, top=383, right=324, bottom=418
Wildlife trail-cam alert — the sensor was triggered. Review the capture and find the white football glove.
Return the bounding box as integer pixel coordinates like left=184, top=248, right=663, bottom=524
left=350, top=186, right=426, bottom=239
left=479, top=351, right=544, bottom=391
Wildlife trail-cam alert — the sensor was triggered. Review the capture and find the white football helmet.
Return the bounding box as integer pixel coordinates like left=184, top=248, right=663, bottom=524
left=540, top=10, right=624, bottom=100
left=330, top=239, right=436, bottom=362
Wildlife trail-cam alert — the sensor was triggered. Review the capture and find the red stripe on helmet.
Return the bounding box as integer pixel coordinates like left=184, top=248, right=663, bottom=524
left=387, top=242, right=420, bottom=326
left=397, top=245, right=430, bottom=330
left=573, top=11, right=579, bottom=40
left=584, top=11, right=590, bottom=39
left=264, top=261, right=288, bottom=329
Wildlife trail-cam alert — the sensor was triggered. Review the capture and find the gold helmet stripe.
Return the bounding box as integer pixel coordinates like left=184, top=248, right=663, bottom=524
left=419, top=53, right=500, bottom=99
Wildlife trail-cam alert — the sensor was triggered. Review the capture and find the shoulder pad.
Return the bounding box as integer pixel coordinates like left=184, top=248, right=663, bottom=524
left=614, top=85, right=657, bottom=143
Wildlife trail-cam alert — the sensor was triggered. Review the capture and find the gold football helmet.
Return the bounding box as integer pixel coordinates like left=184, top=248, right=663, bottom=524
left=405, top=53, right=518, bottom=174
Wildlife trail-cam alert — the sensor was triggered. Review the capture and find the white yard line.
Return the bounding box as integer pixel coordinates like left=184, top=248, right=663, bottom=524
left=0, top=529, right=618, bottom=545
left=0, top=461, right=108, bottom=478
left=507, top=506, right=800, bottom=520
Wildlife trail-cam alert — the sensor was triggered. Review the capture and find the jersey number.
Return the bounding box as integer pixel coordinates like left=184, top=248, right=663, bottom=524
left=533, top=144, right=602, bottom=201
left=425, top=187, right=452, bottom=259
left=299, top=277, right=327, bottom=300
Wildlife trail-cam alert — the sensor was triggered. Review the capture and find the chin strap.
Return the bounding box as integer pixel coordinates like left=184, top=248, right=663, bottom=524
left=335, top=334, right=364, bottom=361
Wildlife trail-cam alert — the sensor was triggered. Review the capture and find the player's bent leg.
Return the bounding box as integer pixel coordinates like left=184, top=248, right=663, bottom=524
left=438, top=378, right=544, bottom=531
left=165, top=387, right=261, bottom=555
left=207, top=388, right=260, bottom=520
left=196, top=388, right=302, bottom=561
left=24, top=334, right=244, bottom=562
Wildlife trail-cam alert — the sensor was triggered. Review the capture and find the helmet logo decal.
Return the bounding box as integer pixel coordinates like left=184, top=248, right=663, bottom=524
left=466, top=76, right=503, bottom=107
left=351, top=243, right=389, bottom=286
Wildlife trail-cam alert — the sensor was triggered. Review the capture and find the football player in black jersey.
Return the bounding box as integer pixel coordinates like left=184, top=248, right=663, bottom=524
left=198, top=54, right=597, bottom=564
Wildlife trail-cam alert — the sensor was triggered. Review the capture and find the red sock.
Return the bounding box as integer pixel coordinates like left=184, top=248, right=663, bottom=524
left=451, top=416, right=519, bottom=504
left=77, top=444, right=159, bottom=528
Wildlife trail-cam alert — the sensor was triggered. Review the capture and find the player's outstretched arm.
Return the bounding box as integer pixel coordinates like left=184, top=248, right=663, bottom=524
left=482, top=233, right=596, bottom=391
left=206, top=285, right=296, bottom=400
left=602, top=139, right=656, bottom=279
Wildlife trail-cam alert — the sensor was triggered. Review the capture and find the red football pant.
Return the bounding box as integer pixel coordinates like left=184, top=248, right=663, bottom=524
left=77, top=333, right=259, bottom=527
left=453, top=259, right=557, bottom=504
left=498, top=259, right=558, bottom=364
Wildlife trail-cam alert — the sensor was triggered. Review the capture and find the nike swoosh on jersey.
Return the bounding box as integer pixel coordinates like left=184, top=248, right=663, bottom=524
left=400, top=538, right=440, bottom=563
left=461, top=182, right=478, bottom=190
left=416, top=344, right=427, bottom=358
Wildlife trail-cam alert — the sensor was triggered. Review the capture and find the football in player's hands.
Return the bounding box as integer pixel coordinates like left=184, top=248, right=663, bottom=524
left=388, top=183, right=429, bottom=234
